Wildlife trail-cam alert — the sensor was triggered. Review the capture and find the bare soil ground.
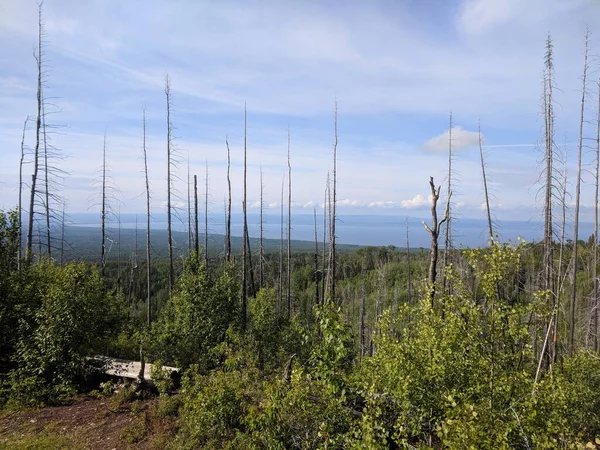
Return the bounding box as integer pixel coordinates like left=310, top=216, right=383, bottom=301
left=0, top=394, right=178, bottom=449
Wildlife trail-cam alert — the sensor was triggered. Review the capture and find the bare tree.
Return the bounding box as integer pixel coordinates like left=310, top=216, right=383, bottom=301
left=142, top=106, right=152, bottom=325
left=194, top=175, right=199, bottom=256
left=59, top=203, right=66, bottom=265
left=100, top=133, right=107, bottom=276
left=322, top=174, right=329, bottom=304
left=204, top=159, right=209, bottom=267
left=314, top=207, right=319, bottom=305
left=443, top=113, right=453, bottom=281
left=570, top=29, right=590, bottom=356
left=18, top=116, right=29, bottom=269
left=26, top=3, right=45, bottom=261
left=422, top=177, right=450, bottom=306
left=225, top=137, right=232, bottom=263
left=165, top=74, right=175, bottom=292
left=406, top=217, right=412, bottom=304
left=279, top=175, right=284, bottom=314
left=542, top=35, right=556, bottom=298
left=287, top=128, right=292, bottom=317
left=241, top=105, right=248, bottom=331
left=187, top=154, right=192, bottom=253
left=259, top=166, right=264, bottom=289
left=478, top=120, right=494, bottom=242
left=554, top=139, right=568, bottom=362
left=595, top=76, right=600, bottom=351
left=330, top=102, right=338, bottom=302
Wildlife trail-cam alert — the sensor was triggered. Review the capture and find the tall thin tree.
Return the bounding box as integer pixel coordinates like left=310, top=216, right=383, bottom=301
left=594, top=76, right=600, bottom=351
left=142, top=106, right=152, bottom=325
left=165, top=74, right=174, bottom=292
left=241, top=105, right=248, bottom=331
left=406, top=217, right=412, bottom=304
left=259, top=166, right=264, bottom=289
left=204, top=159, right=209, bottom=267
left=187, top=154, right=192, bottom=253
left=542, top=35, right=556, bottom=299
left=26, top=3, right=45, bottom=261
left=225, top=137, right=232, bottom=263
left=18, top=116, right=29, bottom=270
left=287, top=128, right=292, bottom=317
left=443, top=113, right=453, bottom=278
left=314, top=207, right=319, bottom=305
left=322, top=174, right=329, bottom=304
left=279, top=175, right=284, bottom=314
left=478, top=120, right=494, bottom=242
left=570, top=29, right=589, bottom=355
left=100, top=133, right=107, bottom=276
left=194, top=175, right=199, bottom=256
left=330, top=102, right=338, bottom=302
left=422, top=177, right=449, bottom=306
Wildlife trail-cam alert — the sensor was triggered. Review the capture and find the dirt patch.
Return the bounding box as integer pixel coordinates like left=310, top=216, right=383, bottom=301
left=0, top=394, right=178, bottom=449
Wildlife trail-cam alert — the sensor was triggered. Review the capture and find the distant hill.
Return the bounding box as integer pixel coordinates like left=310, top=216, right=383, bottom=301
left=60, top=226, right=362, bottom=262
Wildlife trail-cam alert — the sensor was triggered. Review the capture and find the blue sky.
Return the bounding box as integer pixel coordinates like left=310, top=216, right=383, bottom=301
left=1, top=0, right=599, bottom=224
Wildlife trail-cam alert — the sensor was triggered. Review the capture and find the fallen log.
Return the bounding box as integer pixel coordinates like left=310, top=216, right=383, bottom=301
left=86, top=355, right=180, bottom=384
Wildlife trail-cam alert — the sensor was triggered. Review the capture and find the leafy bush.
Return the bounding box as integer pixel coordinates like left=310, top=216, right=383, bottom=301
left=149, top=257, right=238, bottom=370
left=177, top=366, right=256, bottom=449
left=7, top=261, right=125, bottom=405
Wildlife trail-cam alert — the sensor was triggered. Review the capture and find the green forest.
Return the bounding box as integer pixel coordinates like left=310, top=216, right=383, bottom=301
left=3, top=4, right=600, bottom=450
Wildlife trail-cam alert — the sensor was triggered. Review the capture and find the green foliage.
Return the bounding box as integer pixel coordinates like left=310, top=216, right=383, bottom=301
left=149, top=256, right=238, bottom=369
left=0, top=209, right=21, bottom=375
left=352, top=242, right=546, bottom=447
left=151, top=360, right=174, bottom=397
left=177, top=367, right=256, bottom=450
left=247, top=371, right=353, bottom=449
left=304, top=300, right=355, bottom=394
left=7, top=261, right=125, bottom=406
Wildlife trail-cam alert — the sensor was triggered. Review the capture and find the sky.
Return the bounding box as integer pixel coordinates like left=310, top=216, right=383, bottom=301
left=1, top=0, right=600, bottom=227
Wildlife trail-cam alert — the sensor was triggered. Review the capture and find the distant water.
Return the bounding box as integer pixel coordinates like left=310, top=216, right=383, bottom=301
left=66, top=213, right=595, bottom=248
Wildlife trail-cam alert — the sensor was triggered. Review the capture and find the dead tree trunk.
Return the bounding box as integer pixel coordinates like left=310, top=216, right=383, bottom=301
left=594, top=76, right=600, bottom=351
left=314, top=207, right=319, bottom=305
left=570, top=30, right=589, bottom=356
left=241, top=105, right=248, bottom=331
left=187, top=156, right=192, bottom=253
left=259, top=167, right=264, bottom=289
left=42, top=97, right=51, bottom=257
left=194, top=175, right=199, bottom=256
left=26, top=4, right=44, bottom=261
left=204, top=160, right=209, bottom=268
left=554, top=140, right=568, bottom=362
left=59, top=204, right=65, bottom=265
left=142, top=106, right=152, bottom=325
left=330, top=102, right=338, bottom=302
left=101, top=133, right=107, bottom=277
left=164, top=74, right=175, bottom=292
left=322, top=175, right=328, bottom=305
left=18, top=116, right=29, bottom=270
left=406, top=217, right=412, bottom=304
left=287, top=128, right=292, bottom=317
left=422, top=177, right=449, bottom=307
left=442, top=113, right=453, bottom=287
left=478, top=120, right=494, bottom=242
left=279, top=175, right=284, bottom=315
left=225, top=137, right=232, bottom=263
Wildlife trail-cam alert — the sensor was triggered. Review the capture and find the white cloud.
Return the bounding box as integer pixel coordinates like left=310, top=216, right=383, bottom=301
left=421, top=126, right=481, bottom=153
left=401, top=194, right=427, bottom=209
left=368, top=201, right=397, bottom=208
